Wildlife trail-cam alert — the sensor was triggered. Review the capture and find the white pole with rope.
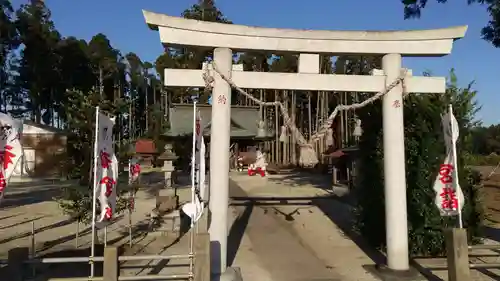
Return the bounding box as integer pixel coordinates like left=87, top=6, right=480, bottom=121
left=487, top=162, right=500, bottom=180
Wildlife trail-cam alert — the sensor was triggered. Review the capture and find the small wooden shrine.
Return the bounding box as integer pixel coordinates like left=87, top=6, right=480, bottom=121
left=135, top=139, right=158, bottom=167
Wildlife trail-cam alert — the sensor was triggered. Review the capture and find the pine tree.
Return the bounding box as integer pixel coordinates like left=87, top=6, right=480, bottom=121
left=0, top=0, right=19, bottom=112
left=15, top=1, right=61, bottom=122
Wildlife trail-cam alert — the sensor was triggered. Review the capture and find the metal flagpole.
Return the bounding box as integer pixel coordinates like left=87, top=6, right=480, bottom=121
left=104, top=226, right=107, bottom=246
left=90, top=106, right=100, bottom=277
left=449, top=104, right=463, bottom=228
left=189, top=101, right=197, bottom=280
left=128, top=159, right=133, bottom=248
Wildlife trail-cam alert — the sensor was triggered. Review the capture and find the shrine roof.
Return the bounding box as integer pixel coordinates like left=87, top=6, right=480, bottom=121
left=135, top=139, right=157, bottom=154
left=22, top=120, right=68, bottom=135
left=164, top=103, right=273, bottom=139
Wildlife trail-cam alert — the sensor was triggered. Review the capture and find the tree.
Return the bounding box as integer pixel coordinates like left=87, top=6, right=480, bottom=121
left=155, top=0, right=233, bottom=105
left=0, top=0, right=19, bottom=112
left=56, top=89, right=129, bottom=223
left=88, top=33, right=121, bottom=99
left=469, top=124, right=500, bottom=154
left=355, top=69, right=484, bottom=255
left=184, top=0, right=232, bottom=23
left=15, top=1, right=62, bottom=122
left=402, top=0, right=500, bottom=47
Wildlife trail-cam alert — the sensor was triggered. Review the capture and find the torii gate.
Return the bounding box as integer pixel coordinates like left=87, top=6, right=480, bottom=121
left=143, top=10, right=466, bottom=276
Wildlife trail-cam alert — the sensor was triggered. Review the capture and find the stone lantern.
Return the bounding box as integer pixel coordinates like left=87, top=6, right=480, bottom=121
left=158, top=143, right=178, bottom=188
left=154, top=143, right=179, bottom=215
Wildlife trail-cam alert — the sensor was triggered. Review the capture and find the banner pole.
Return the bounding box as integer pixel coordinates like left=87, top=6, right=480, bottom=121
left=190, top=102, right=197, bottom=220
left=90, top=106, right=100, bottom=277
left=128, top=159, right=133, bottom=248
left=449, top=104, right=463, bottom=228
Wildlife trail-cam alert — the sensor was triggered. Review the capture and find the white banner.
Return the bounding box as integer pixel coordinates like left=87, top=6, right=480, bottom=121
left=182, top=103, right=205, bottom=223
left=196, top=110, right=206, bottom=202
left=95, top=112, right=118, bottom=223
left=433, top=106, right=464, bottom=217
left=0, top=113, right=23, bottom=203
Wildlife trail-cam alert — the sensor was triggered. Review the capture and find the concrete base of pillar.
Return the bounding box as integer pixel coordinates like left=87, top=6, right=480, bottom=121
left=156, top=189, right=178, bottom=214
left=148, top=210, right=181, bottom=238
left=363, top=264, right=426, bottom=281
left=211, top=267, right=243, bottom=281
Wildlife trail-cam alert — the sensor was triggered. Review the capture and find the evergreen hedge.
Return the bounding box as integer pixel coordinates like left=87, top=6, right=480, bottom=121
left=354, top=70, right=484, bottom=256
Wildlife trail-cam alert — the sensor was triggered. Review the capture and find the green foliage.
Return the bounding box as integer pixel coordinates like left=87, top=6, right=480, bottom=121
left=403, top=0, right=500, bottom=47
left=0, top=0, right=19, bottom=111
left=466, top=153, right=500, bottom=166
left=469, top=124, right=500, bottom=156
left=56, top=181, right=139, bottom=224
left=56, top=89, right=132, bottom=222
left=63, top=89, right=121, bottom=181
left=354, top=69, right=484, bottom=256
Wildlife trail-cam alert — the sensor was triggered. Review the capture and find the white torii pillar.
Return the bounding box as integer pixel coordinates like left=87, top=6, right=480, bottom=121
left=209, top=47, right=233, bottom=274
left=143, top=10, right=466, bottom=276
left=382, top=54, right=408, bottom=270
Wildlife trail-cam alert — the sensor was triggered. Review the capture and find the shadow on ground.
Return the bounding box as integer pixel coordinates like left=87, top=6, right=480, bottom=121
left=0, top=217, right=77, bottom=246
left=230, top=172, right=385, bottom=262
left=0, top=217, right=192, bottom=280
left=0, top=246, right=106, bottom=281
left=227, top=203, right=253, bottom=266
left=0, top=184, right=64, bottom=209
left=226, top=172, right=459, bottom=279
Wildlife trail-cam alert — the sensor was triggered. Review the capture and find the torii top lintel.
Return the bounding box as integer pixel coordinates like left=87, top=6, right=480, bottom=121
left=143, top=10, right=467, bottom=57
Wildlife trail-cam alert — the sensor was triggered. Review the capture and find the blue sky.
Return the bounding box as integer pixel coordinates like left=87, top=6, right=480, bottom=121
left=12, top=0, right=498, bottom=124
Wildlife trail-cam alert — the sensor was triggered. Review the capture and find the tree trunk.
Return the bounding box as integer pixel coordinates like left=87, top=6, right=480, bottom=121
left=146, top=79, right=149, bottom=133
left=117, top=79, right=121, bottom=154
left=99, top=67, right=104, bottom=99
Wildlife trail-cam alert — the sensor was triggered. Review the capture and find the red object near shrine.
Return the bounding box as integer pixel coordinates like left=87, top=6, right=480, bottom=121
left=104, top=207, right=112, bottom=220
left=248, top=167, right=265, bottom=177
left=131, top=163, right=141, bottom=175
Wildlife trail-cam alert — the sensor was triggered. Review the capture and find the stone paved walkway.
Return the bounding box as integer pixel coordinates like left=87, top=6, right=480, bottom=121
left=229, top=172, right=377, bottom=281
left=229, top=179, right=342, bottom=281
left=230, top=171, right=500, bottom=281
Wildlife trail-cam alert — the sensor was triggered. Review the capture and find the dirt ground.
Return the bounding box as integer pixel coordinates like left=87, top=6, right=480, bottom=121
left=3, top=168, right=500, bottom=281
left=472, top=166, right=500, bottom=226
left=0, top=175, right=198, bottom=280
